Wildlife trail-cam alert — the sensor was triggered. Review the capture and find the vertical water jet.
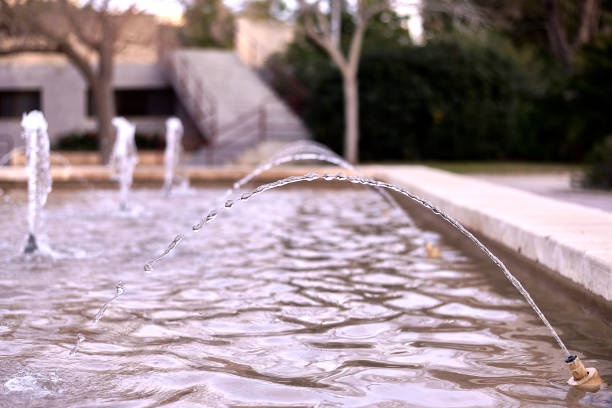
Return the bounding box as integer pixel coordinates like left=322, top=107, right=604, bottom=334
left=110, top=117, right=138, bottom=210
left=163, top=117, right=183, bottom=194
left=21, top=111, right=52, bottom=254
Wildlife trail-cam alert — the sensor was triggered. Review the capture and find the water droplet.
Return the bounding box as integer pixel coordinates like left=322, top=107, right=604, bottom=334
left=115, top=282, right=125, bottom=296
left=144, top=263, right=153, bottom=273
left=335, top=173, right=347, bottom=180
left=304, top=173, right=319, bottom=181
left=69, top=333, right=86, bottom=356
left=348, top=176, right=361, bottom=184
left=241, top=192, right=253, bottom=200
left=225, top=200, right=234, bottom=208
left=192, top=222, right=203, bottom=231
left=206, top=210, right=217, bottom=223
left=322, top=173, right=334, bottom=181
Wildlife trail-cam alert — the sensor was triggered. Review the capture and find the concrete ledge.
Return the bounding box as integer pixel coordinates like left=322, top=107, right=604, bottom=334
left=9, top=151, right=167, bottom=166
left=366, top=165, right=612, bottom=303
left=0, top=165, right=353, bottom=187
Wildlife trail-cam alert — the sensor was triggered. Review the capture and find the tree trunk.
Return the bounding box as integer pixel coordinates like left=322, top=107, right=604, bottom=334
left=544, top=0, right=571, bottom=66
left=343, top=74, right=359, bottom=164
left=92, top=78, right=116, bottom=163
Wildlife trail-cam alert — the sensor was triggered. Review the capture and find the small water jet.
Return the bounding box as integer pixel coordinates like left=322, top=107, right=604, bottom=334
left=110, top=117, right=138, bottom=210
left=20, top=111, right=52, bottom=254
left=163, top=117, right=184, bottom=194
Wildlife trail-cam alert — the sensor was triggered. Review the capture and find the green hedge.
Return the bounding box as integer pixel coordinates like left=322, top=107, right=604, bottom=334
left=53, top=131, right=165, bottom=151
left=300, top=38, right=542, bottom=161
left=583, top=135, right=612, bottom=189
left=268, top=29, right=612, bottom=163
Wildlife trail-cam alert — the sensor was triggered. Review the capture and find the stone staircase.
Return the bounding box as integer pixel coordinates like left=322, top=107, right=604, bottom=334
left=165, top=48, right=309, bottom=165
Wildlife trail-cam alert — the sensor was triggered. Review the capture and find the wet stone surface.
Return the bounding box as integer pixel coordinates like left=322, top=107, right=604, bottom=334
left=0, top=187, right=610, bottom=407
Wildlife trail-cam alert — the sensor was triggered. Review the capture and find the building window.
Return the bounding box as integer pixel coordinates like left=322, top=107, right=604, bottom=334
left=88, top=88, right=176, bottom=117
left=0, top=90, right=41, bottom=118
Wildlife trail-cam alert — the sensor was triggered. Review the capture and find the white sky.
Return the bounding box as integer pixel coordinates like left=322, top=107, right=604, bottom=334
left=85, top=0, right=422, bottom=40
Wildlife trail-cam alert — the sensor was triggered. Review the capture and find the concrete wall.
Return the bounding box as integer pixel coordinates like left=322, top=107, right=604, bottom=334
left=235, top=17, right=295, bottom=68
left=0, top=55, right=170, bottom=157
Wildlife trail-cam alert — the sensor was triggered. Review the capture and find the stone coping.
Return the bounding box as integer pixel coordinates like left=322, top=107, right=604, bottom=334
left=1, top=164, right=610, bottom=303
left=366, top=165, right=612, bottom=304
left=0, top=165, right=352, bottom=185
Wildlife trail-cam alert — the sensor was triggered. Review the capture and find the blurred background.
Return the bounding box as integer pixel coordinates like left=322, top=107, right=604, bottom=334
left=1, top=0, right=611, bottom=191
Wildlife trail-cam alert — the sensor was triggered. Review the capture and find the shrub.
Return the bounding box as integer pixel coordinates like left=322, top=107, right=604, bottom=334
left=53, top=132, right=99, bottom=151
left=582, top=135, right=612, bottom=189
left=268, top=25, right=612, bottom=163
left=300, top=36, right=541, bottom=161
left=53, top=131, right=165, bottom=151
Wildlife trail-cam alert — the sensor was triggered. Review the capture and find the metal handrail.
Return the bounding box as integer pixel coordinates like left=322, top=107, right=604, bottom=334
left=162, top=48, right=303, bottom=164
left=163, top=53, right=218, bottom=143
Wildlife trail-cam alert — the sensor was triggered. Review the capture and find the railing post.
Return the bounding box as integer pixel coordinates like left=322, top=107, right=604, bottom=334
left=258, top=104, right=267, bottom=142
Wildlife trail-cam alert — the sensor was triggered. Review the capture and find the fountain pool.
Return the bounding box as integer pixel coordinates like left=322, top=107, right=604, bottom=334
left=0, top=186, right=610, bottom=407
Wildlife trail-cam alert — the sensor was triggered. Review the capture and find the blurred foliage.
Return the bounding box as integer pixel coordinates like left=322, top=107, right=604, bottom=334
left=53, top=132, right=165, bottom=151
left=582, top=135, right=612, bottom=189
left=53, top=132, right=99, bottom=151
left=264, top=3, right=612, bottom=163
left=264, top=9, right=410, bottom=116
left=240, top=0, right=289, bottom=20
left=179, top=0, right=234, bottom=48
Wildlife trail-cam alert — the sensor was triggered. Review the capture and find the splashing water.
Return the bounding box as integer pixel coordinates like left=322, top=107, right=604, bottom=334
left=163, top=117, right=184, bottom=194
left=144, top=235, right=184, bottom=273
left=93, top=281, right=125, bottom=324
left=145, top=172, right=571, bottom=357
left=110, top=118, right=138, bottom=210
left=21, top=111, right=52, bottom=254
left=68, top=333, right=85, bottom=356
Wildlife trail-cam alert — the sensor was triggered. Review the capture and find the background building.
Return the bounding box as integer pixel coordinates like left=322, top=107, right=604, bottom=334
left=0, top=14, right=308, bottom=164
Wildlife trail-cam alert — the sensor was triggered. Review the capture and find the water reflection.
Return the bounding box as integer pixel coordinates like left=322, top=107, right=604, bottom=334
left=0, top=188, right=610, bottom=407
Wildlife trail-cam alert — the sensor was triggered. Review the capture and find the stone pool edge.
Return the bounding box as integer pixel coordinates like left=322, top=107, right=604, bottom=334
left=366, top=165, right=612, bottom=305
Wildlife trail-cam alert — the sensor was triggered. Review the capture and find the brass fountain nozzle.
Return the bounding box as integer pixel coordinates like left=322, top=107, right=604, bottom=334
left=425, top=243, right=441, bottom=259
left=566, top=355, right=602, bottom=391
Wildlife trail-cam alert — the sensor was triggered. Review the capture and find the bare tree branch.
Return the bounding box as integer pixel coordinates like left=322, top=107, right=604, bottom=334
left=296, top=0, right=388, bottom=162
left=0, top=0, right=143, bottom=161
left=58, top=0, right=100, bottom=48
left=302, top=10, right=347, bottom=70
left=574, top=0, right=599, bottom=49
left=0, top=43, right=60, bottom=55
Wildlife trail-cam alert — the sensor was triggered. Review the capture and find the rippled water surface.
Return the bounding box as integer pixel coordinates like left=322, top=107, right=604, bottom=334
left=0, top=186, right=611, bottom=407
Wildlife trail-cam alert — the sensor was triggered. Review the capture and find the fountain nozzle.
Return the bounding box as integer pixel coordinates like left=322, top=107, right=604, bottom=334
left=24, top=233, right=38, bottom=254
left=566, top=355, right=602, bottom=391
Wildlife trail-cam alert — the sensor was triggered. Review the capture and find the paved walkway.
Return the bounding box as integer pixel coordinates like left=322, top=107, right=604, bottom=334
left=471, top=173, right=612, bottom=213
